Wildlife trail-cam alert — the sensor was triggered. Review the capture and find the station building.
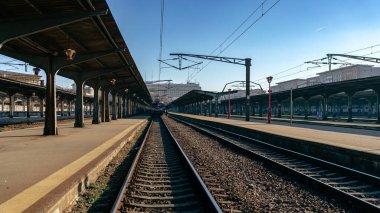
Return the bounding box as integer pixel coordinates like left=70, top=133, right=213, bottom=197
left=272, top=65, right=380, bottom=92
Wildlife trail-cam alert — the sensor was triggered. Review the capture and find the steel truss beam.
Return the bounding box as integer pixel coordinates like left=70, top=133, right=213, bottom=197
left=327, top=54, right=380, bottom=64
left=170, top=53, right=246, bottom=65
left=0, top=48, right=124, bottom=72
left=61, top=66, right=131, bottom=82
left=0, top=10, right=108, bottom=48
left=169, top=52, right=251, bottom=121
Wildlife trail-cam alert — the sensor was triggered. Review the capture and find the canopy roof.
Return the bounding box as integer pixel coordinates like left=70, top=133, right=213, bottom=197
left=0, top=0, right=151, bottom=103
left=220, top=75, right=380, bottom=104
left=168, top=90, right=215, bottom=107
left=168, top=89, right=238, bottom=107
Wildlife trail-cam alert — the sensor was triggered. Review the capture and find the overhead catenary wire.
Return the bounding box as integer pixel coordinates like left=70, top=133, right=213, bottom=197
left=208, top=0, right=269, bottom=57
left=252, top=43, right=380, bottom=86
left=190, top=0, right=281, bottom=81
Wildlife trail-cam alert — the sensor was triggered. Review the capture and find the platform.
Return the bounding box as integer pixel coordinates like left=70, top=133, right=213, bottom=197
left=0, top=116, right=149, bottom=213
left=220, top=114, right=380, bottom=130
left=170, top=113, right=380, bottom=176
left=0, top=115, right=92, bottom=127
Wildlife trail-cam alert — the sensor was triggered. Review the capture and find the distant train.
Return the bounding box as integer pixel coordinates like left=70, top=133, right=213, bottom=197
left=149, top=102, right=165, bottom=117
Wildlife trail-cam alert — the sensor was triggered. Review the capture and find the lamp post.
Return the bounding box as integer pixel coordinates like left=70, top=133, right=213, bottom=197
left=267, top=76, right=273, bottom=124
left=228, top=89, right=231, bottom=119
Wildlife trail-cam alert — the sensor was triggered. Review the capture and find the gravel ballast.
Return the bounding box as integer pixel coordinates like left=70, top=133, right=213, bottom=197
left=163, top=116, right=354, bottom=212
left=68, top=122, right=147, bottom=213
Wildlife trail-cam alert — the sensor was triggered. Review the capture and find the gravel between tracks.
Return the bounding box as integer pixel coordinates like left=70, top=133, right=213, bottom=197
left=163, top=116, right=354, bottom=212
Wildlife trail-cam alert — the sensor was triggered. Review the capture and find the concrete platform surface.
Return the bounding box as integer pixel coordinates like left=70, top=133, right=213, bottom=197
left=222, top=114, right=380, bottom=130
left=0, top=116, right=148, bottom=212
left=173, top=113, right=380, bottom=156
left=219, top=115, right=380, bottom=137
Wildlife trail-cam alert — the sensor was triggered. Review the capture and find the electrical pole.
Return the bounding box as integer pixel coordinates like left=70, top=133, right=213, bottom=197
left=245, top=58, right=251, bottom=121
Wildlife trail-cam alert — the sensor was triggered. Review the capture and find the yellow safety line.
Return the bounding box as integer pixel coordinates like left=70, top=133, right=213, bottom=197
left=0, top=120, right=145, bottom=213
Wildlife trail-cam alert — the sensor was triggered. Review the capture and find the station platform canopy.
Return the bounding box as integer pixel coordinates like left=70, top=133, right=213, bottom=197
left=220, top=75, right=380, bottom=104
left=0, top=0, right=151, bottom=103
left=168, top=89, right=238, bottom=107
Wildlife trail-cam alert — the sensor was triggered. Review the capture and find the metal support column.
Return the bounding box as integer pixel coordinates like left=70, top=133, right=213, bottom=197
left=60, top=98, right=64, bottom=116
left=214, top=96, right=219, bottom=117
left=322, top=95, right=328, bottom=120
left=200, top=101, right=203, bottom=115
left=43, top=56, right=58, bottom=135
left=100, top=88, right=106, bottom=122
left=127, top=99, right=130, bottom=116
left=304, top=98, right=309, bottom=120
left=209, top=100, right=212, bottom=116
left=122, top=96, right=127, bottom=118
left=67, top=99, right=71, bottom=116
left=92, top=83, right=100, bottom=124
left=31, top=97, right=35, bottom=113
left=105, top=90, right=110, bottom=122
left=346, top=92, right=354, bottom=122
left=39, top=96, right=44, bottom=117
left=117, top=95, right=122, bottom=119
left=277, top=101, right=282, bottom=118
left=132, top=100, right=135, bottom=115
left=111, top=92, right=117, bottom=120
left=8, top=92, right=14, bottom=118
left=26, top=95, right=31, bottom=118
left=367, top=98, right=373, bottom=118
left=74, top=80, right=85, bottom=127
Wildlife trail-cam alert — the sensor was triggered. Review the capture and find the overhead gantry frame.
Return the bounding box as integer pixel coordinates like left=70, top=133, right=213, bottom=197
left=170, top=53, right=252, bottom=121
left=306, top=53, right=380, bottom=72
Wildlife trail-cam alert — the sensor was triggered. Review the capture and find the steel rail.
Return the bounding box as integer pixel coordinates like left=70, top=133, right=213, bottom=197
left=111, top=118, right=222, bottom=213
left=161, top=118, right=222, bottom=212
left=169, top=115, right=380, bottom=212
left=111, top=120, right=153, bottom=213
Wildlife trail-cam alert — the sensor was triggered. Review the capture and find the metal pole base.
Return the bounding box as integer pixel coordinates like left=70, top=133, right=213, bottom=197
left=43, top=127, right=58, bottom=135
left=74, top=122, right=85, bottom=128
left=92, top=120, right=100, bottom=124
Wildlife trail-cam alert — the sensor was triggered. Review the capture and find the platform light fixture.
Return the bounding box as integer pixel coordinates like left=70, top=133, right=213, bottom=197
left=110, top=79, right=116, bottom=85
left=64, top=49, right=76, bottom=61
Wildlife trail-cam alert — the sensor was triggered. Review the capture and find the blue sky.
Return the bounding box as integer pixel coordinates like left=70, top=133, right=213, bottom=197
left=1, top=0, right=380, bottom=92
left=107, top=0, right=380, bottom=91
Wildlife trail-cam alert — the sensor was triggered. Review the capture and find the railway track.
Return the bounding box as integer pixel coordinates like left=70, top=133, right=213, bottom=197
left=111, top=118, right=222, bottom=213
left=169, top=115, right=380, bottom=212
